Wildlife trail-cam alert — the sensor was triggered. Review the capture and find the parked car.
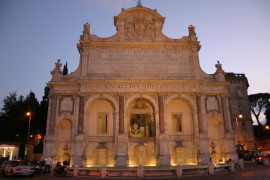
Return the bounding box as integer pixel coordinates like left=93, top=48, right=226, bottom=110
left=255, top=155, right=264, bottom=164
left=1, top=160, right=35, bottom=177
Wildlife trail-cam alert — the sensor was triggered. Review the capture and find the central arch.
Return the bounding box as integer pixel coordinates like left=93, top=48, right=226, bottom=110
left=128, top=98, right=155, bottom=138
left=125, top=94, right=158, bottom=166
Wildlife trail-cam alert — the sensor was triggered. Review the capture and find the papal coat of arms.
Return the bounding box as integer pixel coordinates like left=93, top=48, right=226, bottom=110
left=125, top=15, right=155, bottom=39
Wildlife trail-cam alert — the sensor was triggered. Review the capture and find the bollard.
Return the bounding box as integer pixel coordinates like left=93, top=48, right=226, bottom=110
left=239, top=159, right=244, bottom=170
left=100, top=166, right=107, bottom=178
left=176, top=164, right=182, bottom=177
left=263, top=158, right=270, bottom=166
left=229, top=161, right=235, bottom=172
left=74, top=165, right=79, bottom=177
left=208, top=162, right=214, bottom=174
left=137, top=165, right=144, bottom=178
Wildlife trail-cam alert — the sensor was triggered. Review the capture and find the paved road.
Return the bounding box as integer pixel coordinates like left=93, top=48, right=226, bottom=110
left=1, top=166, right=270, bottom=180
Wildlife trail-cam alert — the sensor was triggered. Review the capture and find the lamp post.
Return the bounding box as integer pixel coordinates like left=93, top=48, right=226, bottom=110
left=25, top=112, right=31, bottom=161
left=236, top=114, right=243, bottom=145
left=235, top=114, right=243, bottom=153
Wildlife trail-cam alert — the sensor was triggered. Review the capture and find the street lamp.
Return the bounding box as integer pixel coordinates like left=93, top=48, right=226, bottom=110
left=236, top=114, right=243, bottom=145
left=25, top=112, right=31, bottom=161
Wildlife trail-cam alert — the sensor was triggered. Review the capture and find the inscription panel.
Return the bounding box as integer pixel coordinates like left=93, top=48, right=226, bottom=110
left=206, top=95, right=220, bottom=112
left=88, top=49, right=191, bottom=75
left=80, top=84, right=198, bottom=92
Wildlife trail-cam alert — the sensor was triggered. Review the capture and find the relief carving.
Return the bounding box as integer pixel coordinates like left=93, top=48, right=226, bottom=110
left=125, top=14, right=155, bottom=39
left=148, top=93, right=158, bottom=101
left=124, top=93, right=135, bottom=102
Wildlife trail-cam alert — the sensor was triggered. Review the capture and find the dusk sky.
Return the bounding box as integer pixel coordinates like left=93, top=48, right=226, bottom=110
left=0, top=0, right=270, bottom=123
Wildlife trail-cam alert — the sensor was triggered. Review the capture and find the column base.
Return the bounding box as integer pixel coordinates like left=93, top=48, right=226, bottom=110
left=116, top=155, right=128, bottom=166
left=158, top=155, right=170, bottom=166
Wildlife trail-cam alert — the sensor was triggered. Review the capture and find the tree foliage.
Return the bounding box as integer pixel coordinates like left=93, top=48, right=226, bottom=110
left=265, top=103, right=270, bottom=125
left=63, top=61, right=68, bottom=75
left=0, top=89, right=48, bottom=142
left=249, top=93, right=270, bottom=126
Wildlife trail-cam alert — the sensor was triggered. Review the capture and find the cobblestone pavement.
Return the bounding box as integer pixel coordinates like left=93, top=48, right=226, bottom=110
left=1, top=165, right=270, bottom=180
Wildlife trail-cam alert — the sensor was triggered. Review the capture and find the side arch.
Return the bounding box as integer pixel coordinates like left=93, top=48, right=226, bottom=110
left=164, top=94, right=196, bottom=111
left=53, top=118, right=73, bottom=163
left=84, top=94, right=119, bottom=136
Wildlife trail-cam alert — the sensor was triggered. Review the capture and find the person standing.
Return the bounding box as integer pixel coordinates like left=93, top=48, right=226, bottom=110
left=45, top=157, right=52, bottom=173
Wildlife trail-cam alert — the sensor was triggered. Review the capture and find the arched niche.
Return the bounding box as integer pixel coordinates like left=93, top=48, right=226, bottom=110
left=87, top=99, right=115, bottom=136
left=166, top=98, right=193, bottom=135
left=128, top=98, right=155, bottom=138
left=54, top=118, right=72, bottom=163
left=207, top=117, right=223, bottom=163
left=58, top=118, right=72, bottom=140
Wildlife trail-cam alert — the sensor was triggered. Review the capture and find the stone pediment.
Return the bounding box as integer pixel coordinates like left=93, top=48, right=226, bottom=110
left=114, top=5, right=165, bottom=41
left=57, top=3, right=209, bottom=81
left=86, top=4, right=189, bottom=42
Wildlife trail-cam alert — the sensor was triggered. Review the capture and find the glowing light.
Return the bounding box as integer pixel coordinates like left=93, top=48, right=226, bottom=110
left=37, top=134, right=41, bottom=139
left=187, top=163, right=198, bottom=165
left=146, top=164, right=157, bottom=167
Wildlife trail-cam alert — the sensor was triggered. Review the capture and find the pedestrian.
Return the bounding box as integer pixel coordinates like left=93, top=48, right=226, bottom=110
left=45, top=157, right=52, bottom=173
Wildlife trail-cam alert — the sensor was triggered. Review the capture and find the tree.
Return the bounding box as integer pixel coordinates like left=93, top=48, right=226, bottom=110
left=24, top=91, right=41, bottom=138
left=63, top=61, right=68, bottom=75
left=265, top=103, right=270, bottom=125
left=0, top=91, right=40, bottom=142
left=0, top=92, right=27, bottom=142
left=249, top=93, right=270, bottom=126
left=39, top=86, right=50, bottom=135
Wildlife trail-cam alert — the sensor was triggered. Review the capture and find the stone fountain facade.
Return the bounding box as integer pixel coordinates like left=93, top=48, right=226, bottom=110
left=43, top=3, right=255, bottom=167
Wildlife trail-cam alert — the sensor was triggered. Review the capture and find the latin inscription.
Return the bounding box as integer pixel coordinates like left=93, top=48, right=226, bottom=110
left=81, top=84, right=198, bottom=90
left=88, top=49, right=191, bottom=74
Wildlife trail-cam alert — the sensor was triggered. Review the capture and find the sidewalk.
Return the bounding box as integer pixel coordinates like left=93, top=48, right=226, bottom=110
left=40, top=164, right=270, bottom=180
left=1, top=163, right=268, bottom=180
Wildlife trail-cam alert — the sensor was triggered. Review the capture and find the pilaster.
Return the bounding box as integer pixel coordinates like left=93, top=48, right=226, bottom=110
left=158, top=94, right=165, bottom=134
left=78, top=95, right=85, bottom=134
left=157, top=134, right=170, bottom=166
left=115, top=134, right=128, bottom=166
left=221, top=94, right=233, bottom=134
left=119, top=93, right=125, bottom=134
left=196, top=93, right=207, bottom=135
left=48, top=93, right=58, bottom=135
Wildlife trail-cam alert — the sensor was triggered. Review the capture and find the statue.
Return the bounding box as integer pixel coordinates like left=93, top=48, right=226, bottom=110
left=131, top=123, right=141, bottom=137
left=137, top=0, right=142, bottom=7
left=83, top=23, right=90, bottom=34
left=188, top=25, right=196, bottom=36
left=145, top=21, right=155, bottom=38
left=215, top=61, right=224, bottom=72
left=125, top=21, right=136, bottom=37
left=210, top=142, right=217, bottom=162
left=54, top=59, right=62, bottom=70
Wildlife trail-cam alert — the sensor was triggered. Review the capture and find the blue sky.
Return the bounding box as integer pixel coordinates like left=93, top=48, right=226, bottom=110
left=0, top=0, right=270, bottom=123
